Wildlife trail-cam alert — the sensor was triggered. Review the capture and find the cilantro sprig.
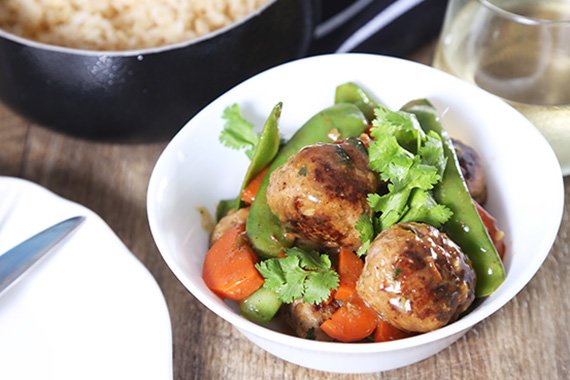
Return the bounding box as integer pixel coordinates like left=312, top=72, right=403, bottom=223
left=255, top=247, right=339, bottom=304
left=355, top=214, right=374, bottom=257
left=219, top=104, right=259, bottom=159
left=357, top=105, right=452, bottom=254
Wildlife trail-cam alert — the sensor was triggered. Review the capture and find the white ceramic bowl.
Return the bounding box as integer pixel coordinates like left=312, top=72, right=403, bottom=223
left=147, top=54, right=564, bottom=373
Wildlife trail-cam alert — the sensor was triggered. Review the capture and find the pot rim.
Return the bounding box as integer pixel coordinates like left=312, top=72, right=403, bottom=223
left=0, top=0, right=279, bottom=57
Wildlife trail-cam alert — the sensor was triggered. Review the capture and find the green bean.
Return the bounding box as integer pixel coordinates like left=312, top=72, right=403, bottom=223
left=402, top=99, right=505, bottom=297
left=246, top=103, right=369, bottom=258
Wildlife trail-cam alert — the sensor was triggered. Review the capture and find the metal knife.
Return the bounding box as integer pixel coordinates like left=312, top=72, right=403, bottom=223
left=0, top=216, right=85, bottom=295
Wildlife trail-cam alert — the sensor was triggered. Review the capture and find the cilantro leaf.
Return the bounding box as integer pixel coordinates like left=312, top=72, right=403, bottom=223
left=368, top=189, right=410, bottom=215
left=255, top=248, right=339, bottom=304
left=355, top=214, right=374, bottom=256
left=286, top=247, right=324, bottom=270
left=372, top=106, right=425, bottom=153
left=400, top=188, right=453, bottom=227
left=374, top=189, right=412, bottom=230
left=304, top=271, right=339, bottom=304
left=256, top=255, right=308, bottom=304
left=404, top=161, right=440, bottom=191
left=367, top=193, right=382, bottom=212
left=219, top=104, right=259, bottom=159
left=255, top=258, right=286, bottom=291
left=368, top=134, right=413, bottom=178
left=364, top=105, right=453, bottom=234
left=355, top=214, right=374, bottom=242
left=419, top=131, right=447, bottom=177
left=356, top=240, right=371, bottom=257
left=280, top=256, right=309, bottom=302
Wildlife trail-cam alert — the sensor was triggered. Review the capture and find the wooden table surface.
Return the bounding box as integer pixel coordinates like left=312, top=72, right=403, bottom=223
left=1, top=44, right=568, bottom=380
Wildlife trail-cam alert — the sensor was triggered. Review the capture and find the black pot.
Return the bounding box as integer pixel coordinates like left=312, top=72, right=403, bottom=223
left=0, top=0, right=447, bottom=142
left=0, top=0, right=316, bottom=141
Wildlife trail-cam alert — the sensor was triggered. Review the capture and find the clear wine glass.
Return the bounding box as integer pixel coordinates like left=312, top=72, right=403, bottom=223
left=433, top=0, right=570, bottom=175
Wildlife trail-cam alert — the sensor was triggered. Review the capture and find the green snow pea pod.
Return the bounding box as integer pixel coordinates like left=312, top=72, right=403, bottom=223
left=335, top=82, right=379, bottom=122
left=239, top=287, right=282, bottom=323
left=215, top=103, right=282, bottom=220
left=215, top=199, right=236, bottom=222
left=401, top=99, right=505, bottom=297
left=246, top=103, right=369, bottom=258
left=237, top=102, right=282, bottom=209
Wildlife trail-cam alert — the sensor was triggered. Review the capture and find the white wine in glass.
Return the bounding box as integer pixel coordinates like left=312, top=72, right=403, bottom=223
left=433, top=0, right=570, bottom=174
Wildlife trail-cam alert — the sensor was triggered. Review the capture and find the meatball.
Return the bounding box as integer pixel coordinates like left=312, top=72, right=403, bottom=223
left=266, top=141, right=377, bottom=251
left=356, top=222, right=475, bottom=333
left=282, top=299, right=340, bottom=341
left=453, top=139, right=487, bottom=205
left=210, top=208, right=249, bottom=245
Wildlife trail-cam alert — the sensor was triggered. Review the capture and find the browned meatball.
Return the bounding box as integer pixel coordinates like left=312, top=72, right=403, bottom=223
left=210, top=208, right=249, bottom=245
left=266, top=141, right=377, bottom=251
left=282, top=299, right=340, bottom=341
left=356, top=222, right=475, bottom=333
left=453, top=139, right=487, bottom=205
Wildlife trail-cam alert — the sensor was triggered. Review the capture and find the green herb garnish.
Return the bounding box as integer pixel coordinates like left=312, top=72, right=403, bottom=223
left=255, top=247, right=339, bottom=304
left=219, top=104, right=259, bottom=159
left=355, top=213, right=374, bottom=256
left=358, top=106, right=453, bottom=252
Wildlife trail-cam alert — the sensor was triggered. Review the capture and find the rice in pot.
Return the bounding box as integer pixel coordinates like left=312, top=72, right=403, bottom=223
left=0, top=0, right=269, bottom=51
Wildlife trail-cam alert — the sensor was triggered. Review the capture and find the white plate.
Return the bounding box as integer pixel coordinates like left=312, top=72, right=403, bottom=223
left=0, top=177, right=172, bottom=380
left=148, top=54, right=564, bottom=373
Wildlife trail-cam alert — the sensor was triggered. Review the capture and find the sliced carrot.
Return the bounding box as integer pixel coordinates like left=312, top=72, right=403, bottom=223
left=474, top=201, right=506, bottom=260
left=374, top=320, right=413, bottom=342
left=241, top=167, right=269, bottom=205
left=202, top=224, right=264, bottom=301
left=335, top=248, right=364, bottom=302
left=320, top=294, right=378, bottom=342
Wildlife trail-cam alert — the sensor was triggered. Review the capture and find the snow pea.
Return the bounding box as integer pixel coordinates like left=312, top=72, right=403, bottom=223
left=246, top=103, right=369, bottom=258
left=401, top=99, right=505, bottom=297
left=237, top=102, right=282, bottom=209
left=239, top=287, right=282, bottom=323
left=215, top=199, right=236, bottom=221
left=215, top=103, right=282, bottom=220
left=335, top=82, right=379, bottom=122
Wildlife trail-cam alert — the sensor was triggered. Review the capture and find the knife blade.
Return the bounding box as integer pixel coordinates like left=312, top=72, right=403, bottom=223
left=0, top=216, right=85, bottom=295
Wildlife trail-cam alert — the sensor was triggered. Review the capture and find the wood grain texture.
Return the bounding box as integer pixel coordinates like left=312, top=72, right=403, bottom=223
left=0, top=41, right=568, bottom=380
left=0, top=104, right=28, bottom=176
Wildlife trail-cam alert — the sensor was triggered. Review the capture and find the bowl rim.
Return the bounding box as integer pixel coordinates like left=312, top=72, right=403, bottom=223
left=147, top=53, right=565, bottom=354
left=0, top=0, right=278, bottom=57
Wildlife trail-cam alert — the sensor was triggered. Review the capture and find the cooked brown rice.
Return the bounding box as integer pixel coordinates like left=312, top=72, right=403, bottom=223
left=0, top=0, right=269, bottom=51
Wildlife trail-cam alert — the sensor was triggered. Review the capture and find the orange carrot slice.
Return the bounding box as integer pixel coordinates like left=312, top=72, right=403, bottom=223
left=335, top=248, right=364, bottom=302
left=374, top=320, right=413, bottom=342
left=202, top=224, right=263, bottom=301
left=241, top=167, right=269, bottom=205
left=320, top=294, right=378, bottom=342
